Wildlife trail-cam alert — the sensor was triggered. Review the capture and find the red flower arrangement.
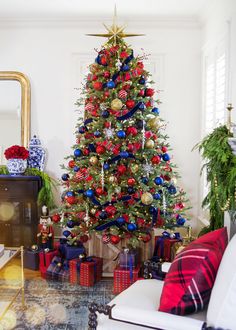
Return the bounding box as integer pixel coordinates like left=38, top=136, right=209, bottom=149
left=4, top=145, right=29, bottom=160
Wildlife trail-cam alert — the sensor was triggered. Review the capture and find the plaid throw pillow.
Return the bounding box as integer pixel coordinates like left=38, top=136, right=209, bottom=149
left=159, top=227, right=228, bottom=315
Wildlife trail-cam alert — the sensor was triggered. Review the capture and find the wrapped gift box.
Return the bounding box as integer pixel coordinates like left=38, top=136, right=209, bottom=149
left=46, top=256, right=70, bottom=282
left=69, top=256, right=103, bottom=286
left=0, top=244, right=4, bottom=258
left=154, top=234, right=182, bottom=262
left=119, top=249, right=138, bottom=270
left=39, top=249, right=58, bottom=269
left=59, top=243, right=85, bottom=260
left=24, top=249, right=40, bottom=270
left=113, top=265, right=140, bottom=294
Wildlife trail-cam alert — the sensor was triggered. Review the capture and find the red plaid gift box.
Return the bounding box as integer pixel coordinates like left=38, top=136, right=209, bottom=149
left=39, top=249, right=58, bottom=268
left=69, top=257, right=103, bottom=287
left=113, top=265, right=140, bottom=294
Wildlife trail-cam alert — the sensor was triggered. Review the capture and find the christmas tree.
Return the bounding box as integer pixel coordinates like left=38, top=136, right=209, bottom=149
left=53, top=17, right=189, bottom=248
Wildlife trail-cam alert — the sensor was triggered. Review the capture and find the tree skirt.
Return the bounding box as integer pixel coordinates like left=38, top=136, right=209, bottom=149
left=0, top=279, right=114, bottom=330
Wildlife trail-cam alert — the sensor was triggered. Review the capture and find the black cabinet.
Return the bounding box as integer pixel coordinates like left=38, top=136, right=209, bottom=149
left=0, top=175, right=41, bottom=247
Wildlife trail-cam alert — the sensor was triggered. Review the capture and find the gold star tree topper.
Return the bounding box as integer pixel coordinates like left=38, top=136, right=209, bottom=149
left=86, top=6, right=144, bottom=45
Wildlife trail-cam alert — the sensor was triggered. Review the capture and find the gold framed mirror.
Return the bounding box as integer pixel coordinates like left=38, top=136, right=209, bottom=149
left=0, top=71, right=30, bottom=152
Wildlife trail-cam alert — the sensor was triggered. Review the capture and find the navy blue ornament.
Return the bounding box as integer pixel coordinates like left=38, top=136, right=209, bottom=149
left=154, top=177, right=164, bottom=185
left=127, top=187, right=135, bottom=194
left=136, top=119, right=146, bottom=129
left=176, top=217, right=186, bottom=226
left=73, top=166, right=80, bottom=172
left=162, top=153, right=170, bottom=161
left=67, top=220, right=75, bottom=228
left=121, top=64, right=130, bottom=71
left=152, top=107, right=160, bottom=114
left=139, top=102, right=146, bottom=111
left=77, top=189, right=84, bottom=194
left=94, top=131, right=101, bottom=137
left=99, top=211, right=108, bottom=220
left=85, top=189, right=94, bottom=198
left=120, top=151, right=129, bottom=158
left=107, top=80, right=115, bottom=89
left=116, top=216, right=125, bottom=225
left=168, top=185, right=177, bottom=195
left=95, top=55, right=101, bottom=64
left=63, top=230, right=71, bottom=238
left=61, top=173, right=69, bottom=181
left=78, top=126, right=86, bottom=134
left=141, top=177, right=149, bottom=184
left=127, top=223, right=137, bottom=231
left=74, top=149, right=82, bottom=157
left=149, top=206, right=156, bottom=214
left=153, top=193, right=161, bottom=200
left=117, top=130, right=126, bottom=139
left=139, top=77, right=146, bottom=85
left=102, top=110, right=110, bottom=118
left=66, top=191, right=75, bottom=197
left=103, top=163, right=110, bottom=170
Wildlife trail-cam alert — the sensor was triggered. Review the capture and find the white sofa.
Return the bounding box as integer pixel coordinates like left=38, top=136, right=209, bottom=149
left=88, top=234, right=236, bottom=330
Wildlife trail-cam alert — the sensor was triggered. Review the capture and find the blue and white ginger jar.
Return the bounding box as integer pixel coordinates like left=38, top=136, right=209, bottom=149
left=27, top=135, right=46, bottom=171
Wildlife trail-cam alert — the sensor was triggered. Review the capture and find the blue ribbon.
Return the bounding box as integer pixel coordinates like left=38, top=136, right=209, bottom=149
left=95, top=220, right=118, bottom=231
left=117, top=102, right=142, bottom=121
left=111, top=50, right=134, bottom=82
left=84, top=118, right=93, bottom=125
left=109, top=153, right=135, bottom=164
left=151, top=208, right=158, bottom=227
left=129, top=255, right=133, bottom=280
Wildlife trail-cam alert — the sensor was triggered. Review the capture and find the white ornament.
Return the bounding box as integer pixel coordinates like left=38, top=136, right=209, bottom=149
left=100, top=103, right=107, bottom=111
left=116, top=59, right=122, bottom=69
left=163, top=190, right=167, bottom=215
left=104, top=128, right=114, bottom=139
left=143, top=161, right=154, bottom=177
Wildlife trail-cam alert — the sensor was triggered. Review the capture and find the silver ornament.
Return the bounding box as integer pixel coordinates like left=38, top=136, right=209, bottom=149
left=116, top=59, right=122, bottom=69
left=104, top=128, right=114, bottom=139
left=100, top=103, right=107, bottom=111
left=143, top=162, right=154, bottom=177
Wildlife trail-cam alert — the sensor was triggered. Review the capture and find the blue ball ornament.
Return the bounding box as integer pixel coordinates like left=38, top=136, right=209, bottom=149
left=78, top=126, right=86, bottom=134
left=153, top=193, right=161, bottom=200
left=102, top=110, right=110, bottom=118
left=136, top=119, right=146, bottom=129
left=66, top=191, right=75, bottom=197
left=154, top=177, right=164, bottom=185
left=73, top=166, right=80, bottom=172
left=139, top=102, right=146, bottom=110
left=127, top=187, right=135, bottom=194
left=95, top=55, right=101, bottom=64
left=67, top=220, right=75, bottom=228
left=139, top=77, right=146, bottom=85
left=85, top=189, right=94, bottom=198
left=107, top=80, right=115, bottom=89
left=99, top=211, right=108, bottom=220
left=77, top=189, right=84, bottom=194
left=152, top=107, right=160, bottom=114
left=141, top=177, right=149, bottom=184
left=162, top=153, right=170, bottom=161
left=121, top=64, right=130, bottom=71
left=61, top=173, right=69, bottom=181
left=168, top=185, right=177, bottom=195
left=120, top=151, right=129, bottom=158
left=177, top=217, right=186, bottom=226
left=116, top=217, right=125, bottom=225
left=94, top=131, right=101, bottom=137
left=117, top=130, right=126, bottom=139
left=127, top=223, right=137, bottom=231
left=74, top=149, right=82, bottom=157
left=63, top=230, right=71, bottom=238
left=103, top=163, right=110, bottom=170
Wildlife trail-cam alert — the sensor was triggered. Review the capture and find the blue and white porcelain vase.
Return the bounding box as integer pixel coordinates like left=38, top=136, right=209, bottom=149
left=7, top=158, right=27, bottom=175
left=27, top=135, right=46, bottom=171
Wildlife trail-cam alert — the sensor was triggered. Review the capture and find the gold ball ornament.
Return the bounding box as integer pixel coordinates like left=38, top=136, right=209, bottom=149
left=57, top=262, right=62, bottom=267
left=141, top=192, right=154, bottom=205
left=131, top=164, right=139, bottom=173
left=148, top=117, right=160, bottom=129
left=111, top=98, right=123, bottom=111
left=108, top=175, right=117, bottom=183
left=89, top=63, right=98, bottom=73
left=145, top=139, right=155, bottom=149
left=89, top=156, right=98, bottom=165
left=90, top=208, right=96, bottom=215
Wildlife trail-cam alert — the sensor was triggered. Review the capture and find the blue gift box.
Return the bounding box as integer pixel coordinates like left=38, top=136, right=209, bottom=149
left=59, top=242, right=85, bottom=260
left=119, top=249, right=139, bottom=270
left=24, top=249, right=40, bottom=270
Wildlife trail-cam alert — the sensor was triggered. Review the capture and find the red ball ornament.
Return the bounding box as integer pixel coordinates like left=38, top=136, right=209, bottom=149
left=127, top=127, right=138, bottom=136
left=100, top=56, right=107, bottom=65
left=120, top=51, right=128, bottom=58
left=118, top=90, right=128, bottom=99
left=68, top=160, right=75, bottom=168
left=124, top=73, right=131, bottom=81
left=138, top=89, right=145, bottom=97
left=105, top=205, right=117, bottom=216
left=127, top=143, right=134, bottom=152
left=122, top=214, right=129, bottom=222
left=83, top=148, right=90, bottom=156
left=162, top=146, right=168, bottom=153
left=104, top=90, right=110, bottom=97
left=96, top=145, right=106, bottom=155
left=96, top=187, right=104, bottom=195
left=85, top=103, right=94, bottom=112
left=117, top=164, right=126, bottom=174
left=110, top=235, right=121, bottom=245
left=93, top=81, right=103, bottom=91
left=102, top=234, right=110, bottom=244
left=126, top=100, right=135, bottom=109
left=92, top=74, right=98, bottom=81
left=145, top=88, right=155, bottom=97
left=51, top=213, right=61, bottom=223
left=151, top=155, right=161, bottom=165
left=104, top=121, right=111, bottom=128
left=66, top=196, right=77, bottom=204
left=80, top=234, right=89, bottom=243
left=127, top=178, right=136, bottom=186
left=123, top=84, right=131, bottom=90
left=104, top=71, right=110, bottom=78
left=142, top=233, right=151, bottom=243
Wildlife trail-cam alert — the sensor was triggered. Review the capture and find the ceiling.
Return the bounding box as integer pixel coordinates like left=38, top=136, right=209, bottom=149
left=0, top=0, right=213, bottom=21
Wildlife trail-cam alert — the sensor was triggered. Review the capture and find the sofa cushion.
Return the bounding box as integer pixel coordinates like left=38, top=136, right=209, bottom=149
left=159, top=227, right=228, bottom=315
left=207, top=233, right=236, bottom=329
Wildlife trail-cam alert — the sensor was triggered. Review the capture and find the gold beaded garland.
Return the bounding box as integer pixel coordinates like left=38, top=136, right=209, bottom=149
left=111, top=98, right=123, bottom=110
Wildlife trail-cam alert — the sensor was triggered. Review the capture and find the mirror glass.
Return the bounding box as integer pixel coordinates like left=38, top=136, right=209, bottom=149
left=0, top=81, right=21, bottom=165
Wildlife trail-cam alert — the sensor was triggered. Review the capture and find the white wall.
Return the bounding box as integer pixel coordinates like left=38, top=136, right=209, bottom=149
left=0, top=21, right=201, bottom=230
